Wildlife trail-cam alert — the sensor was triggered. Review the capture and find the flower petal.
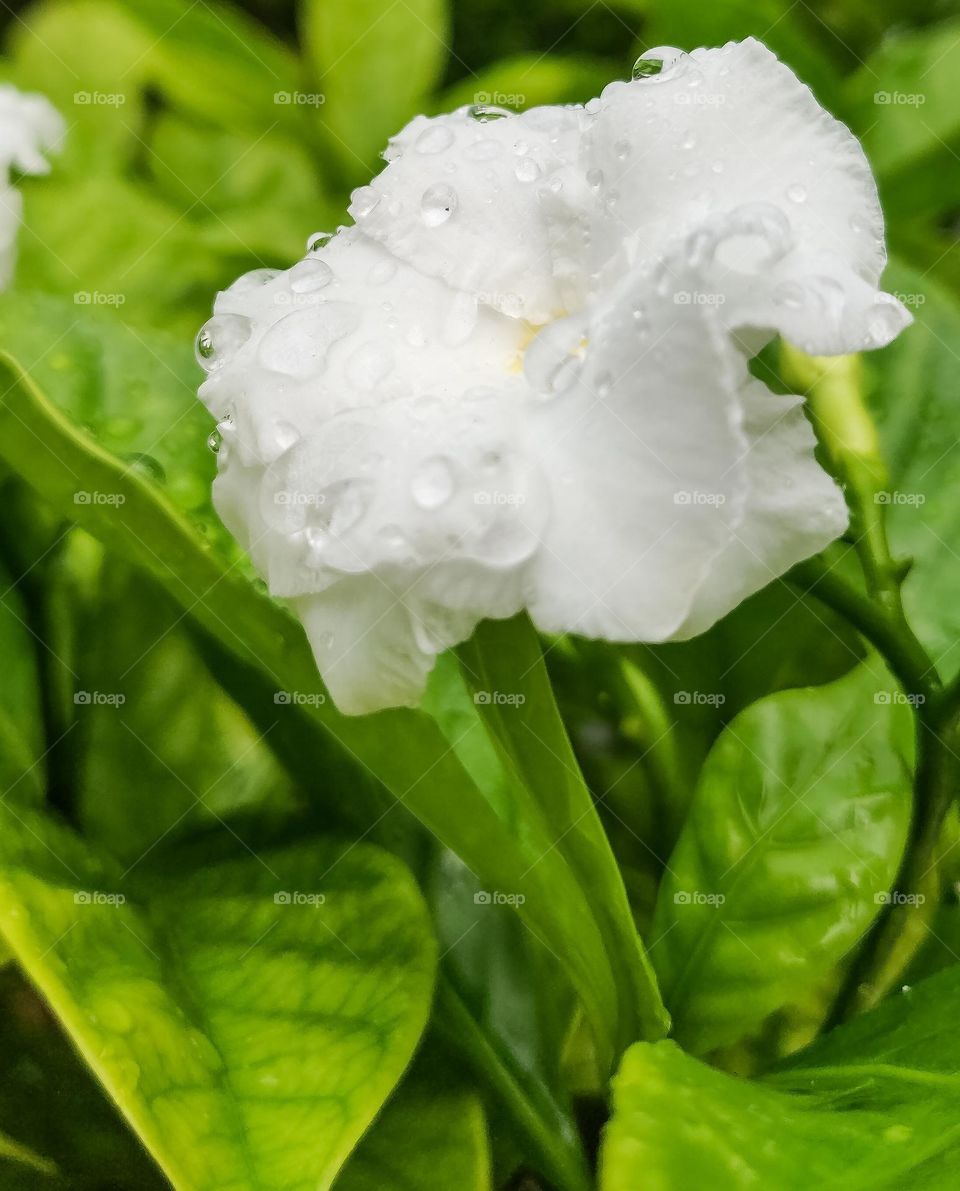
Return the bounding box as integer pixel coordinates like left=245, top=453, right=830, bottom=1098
left=198, top=229, right=525, bottom=468
left=347, top=106, right=589, bottom=322
left=520, top=257, right=749, bottom=642
left=586, top=39, right=886, bottom=295
left=676, top=379, right=849, bottom=638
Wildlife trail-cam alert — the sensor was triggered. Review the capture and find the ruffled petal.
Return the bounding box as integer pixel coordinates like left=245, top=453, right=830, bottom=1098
left=520, top=255, right=749, bottom=642
left=197, top=228, right=526, bottom=468
left=676, top=379, right=849, bottom=638
left=521, top=240, right=848, bottom=642
left=346, top=105, right=589, bottom=323
left=585, top=39, right=887, bottom=296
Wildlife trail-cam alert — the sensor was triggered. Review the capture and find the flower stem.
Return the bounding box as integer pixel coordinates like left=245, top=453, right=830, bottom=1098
left=782, top=344, right=959, bottom=1029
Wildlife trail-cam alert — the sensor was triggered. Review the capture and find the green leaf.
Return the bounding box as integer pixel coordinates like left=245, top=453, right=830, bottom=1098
left=599, top=1024, right=960, bottom=1191
left=435, top=54, right=614, bottom=112
left=302, top=0, right=450, bottom=179
left=650, top=661, right=912, bottom=1055
left=454, top=615, right=668, bottom=1063
left=0, top=351, right=646, bottom=1084
left=0, top=805, right=436, bottom=1191
left=642, top=0, right=841, bottom=108
left=845, top=19, right=960, bottom=222
left=0, top=555, right=46, bottom=804
left=864, top=259, right=960, bottom=678
left=72, top=561, right=299, bottom=863
left=336, top=1066, right=491, bottom=1191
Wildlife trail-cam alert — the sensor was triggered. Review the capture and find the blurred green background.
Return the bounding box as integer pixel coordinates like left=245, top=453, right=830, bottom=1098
left=0, top=0, right=957, bottom=1187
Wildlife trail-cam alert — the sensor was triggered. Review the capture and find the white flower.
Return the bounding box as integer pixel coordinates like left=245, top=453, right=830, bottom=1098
left=0, top=85, right=63, bottom=287
left=196, top=39, right=909, bottom=715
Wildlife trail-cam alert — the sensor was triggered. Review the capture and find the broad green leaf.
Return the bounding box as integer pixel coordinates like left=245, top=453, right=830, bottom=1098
left=455, top=615, right=668, bottom=1062
left=599, top=1030, right=960, bottom=1191
left=845, top=20, right=960, bottom=221
left=0, top=555, right=46, bottom=804
left=650, top=661, right=912, bottom=1055
left=0, top=805, right=437, bottom=1191
left=642, top=0, right=840, bottom=107
left=336, top=1067, right=491, bottom=1191
left=0, top=966, right=167, bottom=1189
left=864, top=259, right=960, bottom=678
left=113, top=0, right=301, bottom=136
left=436, top=54, right=614, bottom=112
left=0, top=352, right=644, bottom=1080
left=302, top=0, right=450, bottom=179
left=72, top=560, right=299, bottom=862
left=15, top=177, right=225, bottom=336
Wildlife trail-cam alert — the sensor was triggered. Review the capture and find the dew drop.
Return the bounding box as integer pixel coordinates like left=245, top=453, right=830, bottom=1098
left=586, top=167, right=604, bottom=189
left=412, top=456, right=456, bottom=509
left=368, top=257, right=397, bottom=285
left=289, top=258, right=333, bottom=294
left=466, top=138, right=500, bottom=162
left=195, top=314, right=252, bottom=373
left=514, top=156, right=540, bottom=182
left=349, top=186, right=381, bottom=220
left=786, top=182, right=807, bottom=204
left=420, top=183, right=458, bottom=227
left=258, top=304, right=360, bottom=378
left=306, top=231, right=333, bottom=254
left=468, top=104, right=512, bottom=123
left=416, top=124, right=454, bottom=154
left=632, top=55, right=664, bottom=79
left=226, top=268, right=279, bottom=294
left=614, top=139, right=631, bottom=159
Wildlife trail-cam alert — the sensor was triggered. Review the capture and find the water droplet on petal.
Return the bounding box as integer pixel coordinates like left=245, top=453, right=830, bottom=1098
left=306, top=231, right=333, bottom=254
left=632, top=55, right=664, bottom=79
left=468, top=104, right=512, bottom=123
left=421, top=183, right=458, bottom=227
left=586, top=167, right=604, bottom=189
left=368, top=257, right=397, bottom=285
left=349, top=186, right=381, bottom=220
left=195, top=314, right=252, bottom=372
left=416, top=124, right=455, bottom=154
left=289, top=258, right=333, bottom=293
left=514, top=156, right=540, bottom=182
left=258, top=304, right=360, bottom=378
left=614, top=139, right=631, bottom=159
left=226, top=269, right=279, bottom=294
left=412, top=456, right=456, bottom=509
left=786, top=183, right=807, bottom=204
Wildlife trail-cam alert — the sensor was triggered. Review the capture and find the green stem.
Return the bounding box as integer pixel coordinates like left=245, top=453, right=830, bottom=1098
left=433, top=977, right=593, bottom=1191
